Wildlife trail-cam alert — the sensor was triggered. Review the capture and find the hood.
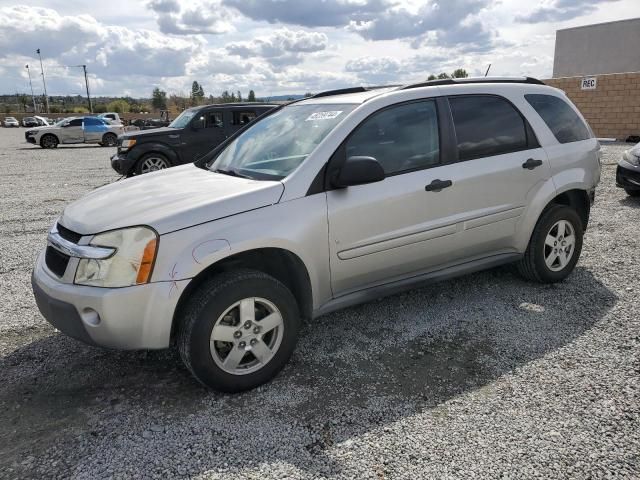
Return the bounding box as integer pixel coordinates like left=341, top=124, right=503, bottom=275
left=59, top=164, right=284, bottom=235
left=121, top=126, right=179, bottom=139
left=28, top=124, right=57, bottom=132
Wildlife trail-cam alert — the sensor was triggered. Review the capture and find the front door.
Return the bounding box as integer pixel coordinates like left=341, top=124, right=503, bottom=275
left=60, top=118, right=84, bottom=143
left=181, top=110, right=226, bottom=163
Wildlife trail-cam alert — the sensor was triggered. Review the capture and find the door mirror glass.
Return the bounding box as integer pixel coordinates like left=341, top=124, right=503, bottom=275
left=334, top=156, right=385, bottom=188
left=192, top=116, right=206, bottom=130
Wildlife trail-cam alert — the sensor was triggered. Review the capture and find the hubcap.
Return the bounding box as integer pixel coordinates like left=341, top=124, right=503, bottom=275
left=141, top=157, right=167, bottom=173
left=544, top=220, right=576, bottom=272
left=209, top=297, right=284, bottom=375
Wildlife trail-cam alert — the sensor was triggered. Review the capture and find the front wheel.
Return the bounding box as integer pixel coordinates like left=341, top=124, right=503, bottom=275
left=177, top=270, right=300, bottom=392
left=517, top=205, right=584, bottom=283
left=624, top=188, right=640, bottom=197
left=135, top=153, right=170, bottom=174
left=40, top=134, right=58, bottom=149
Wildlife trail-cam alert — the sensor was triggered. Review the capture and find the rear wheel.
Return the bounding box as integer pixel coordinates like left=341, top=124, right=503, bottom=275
left=624, top=188, right=640, bottom=197
left=517, top=205, right=583, bottom=283
left=135, top=153, right=170, bottom=174
left=177, top=270, right=300, bottom=392
left=40, top=134, right=58, bottom=149
left=101, top=133, right=117, bottom=147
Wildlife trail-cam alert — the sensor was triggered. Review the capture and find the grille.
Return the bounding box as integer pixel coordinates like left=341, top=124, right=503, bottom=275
left=45, top=246, right=70, bottom=277
left=57, top=223, right=83, bottom=243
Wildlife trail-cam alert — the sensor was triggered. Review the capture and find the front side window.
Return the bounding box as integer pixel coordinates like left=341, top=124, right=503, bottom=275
left=525, top=94, right=591, bottom=144
left=345, top=100, right=440, bottom=175
left=206, top=112, right=223, bottom=128
left=67, top=118, right=83, bottom=127
left=449, top=95, right=528, bottom=161
left=209, top=104, right=356, bottom=180
left=232, top=111, right=257, bottom=126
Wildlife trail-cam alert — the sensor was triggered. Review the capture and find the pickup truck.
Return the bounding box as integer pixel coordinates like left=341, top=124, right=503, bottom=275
left=111, top=103, right=276, bottom=175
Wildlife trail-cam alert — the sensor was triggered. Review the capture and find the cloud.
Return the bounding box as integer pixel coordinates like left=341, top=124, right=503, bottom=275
left=516, top=0, right=621, bottom=23
left=345, top=53, right=452, bottom=84
left=224, top=0, right=387, bottom=28
left=148, top=0, right=234, bottom=35
left=226, top=28, right=328, bottom=68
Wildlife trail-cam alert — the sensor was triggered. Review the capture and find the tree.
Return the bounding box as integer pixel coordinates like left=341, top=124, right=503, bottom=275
left=191, top=81, right=205, bottom=106
left=304, top=92, right=313, bottom=98
left=152, top=87, right=167, bottom=111
left=106, top=99, right=130, bottom=114
left=427, top=74, right=437, bottom=81
left=247, top=90, right=256, bottom=102
left=437, top=73, right=450, bottom=79
left=452, top=68, right=468, bottom=78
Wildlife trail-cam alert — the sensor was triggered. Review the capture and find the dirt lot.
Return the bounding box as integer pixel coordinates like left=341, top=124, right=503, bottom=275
left=0, top=127, right=638, bottom=479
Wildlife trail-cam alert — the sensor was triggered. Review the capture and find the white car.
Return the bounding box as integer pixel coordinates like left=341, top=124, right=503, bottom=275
left=3, top=117, right=19, bottom=127
left=32, top=77, right=600, bottom=392
left=25, top=116, right=124, bottom=148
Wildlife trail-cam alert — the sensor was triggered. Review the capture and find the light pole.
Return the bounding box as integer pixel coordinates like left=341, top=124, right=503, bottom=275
left=25, top=64, right=37, bottom=113
left=36, top=48, right=50, bottom=114
left=66, top=65, right=93, bottom=113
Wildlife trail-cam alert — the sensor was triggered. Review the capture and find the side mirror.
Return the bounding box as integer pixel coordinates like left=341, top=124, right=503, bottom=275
left=333, top=156, right=385, bottom=188
left=192, top=116, right=205, bottom=130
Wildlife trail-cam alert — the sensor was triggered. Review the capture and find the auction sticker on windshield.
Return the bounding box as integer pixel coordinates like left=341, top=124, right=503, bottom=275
left=306, top=111, right=343, bottom=121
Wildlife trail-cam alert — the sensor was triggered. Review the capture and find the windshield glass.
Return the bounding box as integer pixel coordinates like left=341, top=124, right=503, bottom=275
left=208, top=104, right=355, bottom=180
left=169, top=109, right=197, bottom=129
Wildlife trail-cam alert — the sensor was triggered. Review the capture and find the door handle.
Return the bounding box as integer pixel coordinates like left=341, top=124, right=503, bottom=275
left=522, top=158, right=543, bottom=170
left=425, top=179, right=453, bottom=192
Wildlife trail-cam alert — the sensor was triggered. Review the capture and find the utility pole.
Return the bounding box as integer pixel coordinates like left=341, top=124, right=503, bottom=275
left=484, top=64, right=492, bottom=77
left=82, top=65, right=93, bottom=113
left=25, top=64, right=37, bottom=113
left=36, top=48, right=49, bottom=114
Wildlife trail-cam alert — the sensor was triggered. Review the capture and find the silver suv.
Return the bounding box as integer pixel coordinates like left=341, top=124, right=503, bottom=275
left=32, top=78, right=601, bottom=391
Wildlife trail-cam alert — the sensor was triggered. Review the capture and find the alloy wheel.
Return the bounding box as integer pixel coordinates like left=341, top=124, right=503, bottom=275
left=544, top=219, right=576, bottom=272
left=140, top=157, right=168, bottom=173
left=210, top=297, right=284, bottom=375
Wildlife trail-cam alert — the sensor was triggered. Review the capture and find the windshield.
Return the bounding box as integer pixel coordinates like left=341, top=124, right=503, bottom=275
left=169, top=109, right=197, bottom=129
left=208, top=104, right=355, bottom=180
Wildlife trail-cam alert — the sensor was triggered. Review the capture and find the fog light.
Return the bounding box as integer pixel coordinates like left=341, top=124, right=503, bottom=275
left=81, top=308, right=101, bottom=326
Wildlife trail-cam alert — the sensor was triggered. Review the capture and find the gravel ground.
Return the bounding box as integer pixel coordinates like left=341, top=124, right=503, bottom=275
left=0, top=127, right=638, bottom=479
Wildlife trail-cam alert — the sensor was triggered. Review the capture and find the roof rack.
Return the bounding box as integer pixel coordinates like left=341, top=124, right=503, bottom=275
left=310, top=85, right=398, bottom=99
left=400, top=76, right=545, bottom=90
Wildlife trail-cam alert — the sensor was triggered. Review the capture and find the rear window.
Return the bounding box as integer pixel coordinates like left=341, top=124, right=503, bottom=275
left=525, top=94, right=591, bottom=144
left=449, top=95, right=528, bottom=161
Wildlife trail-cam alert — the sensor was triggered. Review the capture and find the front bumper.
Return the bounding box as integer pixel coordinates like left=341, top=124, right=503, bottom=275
left=32, top=249, right=190, bottom=350
left=616, top=160, right=640, bottom=191
left=25, top=132, right=37, bottom=144
left=110, top=152, right=137, bottom=176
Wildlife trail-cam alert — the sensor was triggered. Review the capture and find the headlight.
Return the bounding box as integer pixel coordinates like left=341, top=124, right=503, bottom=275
left=121, top=139, right=136, bottom=149
left=75, top=226, right=158, bottom=287
left=623, top=149, right=640, bottom=166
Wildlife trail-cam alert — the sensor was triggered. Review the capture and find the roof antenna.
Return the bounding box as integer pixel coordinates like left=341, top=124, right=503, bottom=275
left=484, top=64, right=492, bottom=77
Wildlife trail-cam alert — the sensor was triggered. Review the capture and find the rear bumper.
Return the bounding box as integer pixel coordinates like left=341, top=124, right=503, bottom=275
left=110, top=152, right=137, bottom=176
left=616, top=161, right=640, bottom=191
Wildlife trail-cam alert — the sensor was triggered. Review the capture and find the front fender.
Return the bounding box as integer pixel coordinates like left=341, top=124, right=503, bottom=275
left=132, top=143, right=179, bottom=165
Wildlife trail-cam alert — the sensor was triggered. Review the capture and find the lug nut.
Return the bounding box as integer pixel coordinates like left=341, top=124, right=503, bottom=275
left=250, top=339, right=258, bottom=346
left=244, top=321, right=252, bottom=329
left=253, top=326, right=261, bottom=334
left=238, top=341, right=246, bottom=348
left=233, top=331, right=242, bottom=339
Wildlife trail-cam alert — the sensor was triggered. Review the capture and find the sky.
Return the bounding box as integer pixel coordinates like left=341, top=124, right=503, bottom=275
left=0, top=0, right=638, bottom=98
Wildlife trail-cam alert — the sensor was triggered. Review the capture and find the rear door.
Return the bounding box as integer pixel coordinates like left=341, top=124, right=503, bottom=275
left=82, top=117, right=109, bottom=143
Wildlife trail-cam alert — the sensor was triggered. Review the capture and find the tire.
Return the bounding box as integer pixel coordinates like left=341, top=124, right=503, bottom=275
left=517, top=205, right=584, bottom=283
left=101, top=133, right=117, bottom=147
left=135, top=153, right=170, bottom=174
left=624, top=188, right=640, bottom=197
left=177, top=269, right=300, bottom=392
left=40, top=134, right=58, bottom=149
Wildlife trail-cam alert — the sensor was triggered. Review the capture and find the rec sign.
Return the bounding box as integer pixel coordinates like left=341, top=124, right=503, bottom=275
left=581, top=77, right=597, bottom=90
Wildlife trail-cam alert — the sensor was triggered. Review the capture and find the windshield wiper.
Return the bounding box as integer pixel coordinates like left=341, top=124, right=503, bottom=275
left=214, top=168, right=253, bottom=179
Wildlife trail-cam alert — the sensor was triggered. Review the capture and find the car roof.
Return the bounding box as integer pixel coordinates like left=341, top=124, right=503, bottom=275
left=295, top=77, right=549, bottom=105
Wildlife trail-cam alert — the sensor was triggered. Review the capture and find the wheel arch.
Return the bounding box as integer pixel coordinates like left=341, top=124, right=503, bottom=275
left=135, top=143, right=179, bottom=166
left=171, top=247, right=313, bottom=340
left=39, top=132, right=59, bottom=146
left=548, top=188, right=591, bottom=230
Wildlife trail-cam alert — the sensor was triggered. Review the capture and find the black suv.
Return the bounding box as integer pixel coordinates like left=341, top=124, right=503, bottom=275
left=111, top=103, right=277, bottom=176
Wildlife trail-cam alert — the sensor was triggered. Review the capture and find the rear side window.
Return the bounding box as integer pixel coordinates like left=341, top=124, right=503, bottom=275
left=525, top=94, right=591, bottom=144
left=449, top=95, right=528, bottom=161
left=232, top=111, right=256, bottom=126
left=345, top=100, right=440, bottom=175
left=206, top=112, right=223, bottom=128
left=83, top=117, right=102, bottom=126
